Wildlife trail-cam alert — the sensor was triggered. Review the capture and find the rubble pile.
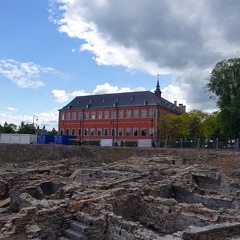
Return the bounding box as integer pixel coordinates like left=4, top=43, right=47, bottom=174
left=1, top=147, right=240, bottom=239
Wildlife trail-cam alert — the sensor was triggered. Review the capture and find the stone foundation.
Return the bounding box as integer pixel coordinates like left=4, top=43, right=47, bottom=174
left=1, top=146, right=240, bottom=239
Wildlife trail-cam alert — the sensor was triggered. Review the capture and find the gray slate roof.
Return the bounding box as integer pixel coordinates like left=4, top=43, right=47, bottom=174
left=60, top=91, right=183, bottom=114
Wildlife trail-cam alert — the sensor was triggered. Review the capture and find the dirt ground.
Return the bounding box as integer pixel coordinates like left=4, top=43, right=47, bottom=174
left=0, top=144, right=240, bottom=240
left=1, top=143, right=240, bottom=170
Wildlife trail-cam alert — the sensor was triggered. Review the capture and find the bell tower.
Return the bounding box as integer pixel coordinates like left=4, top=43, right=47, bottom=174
left=154, top=74, right=162, bottom=98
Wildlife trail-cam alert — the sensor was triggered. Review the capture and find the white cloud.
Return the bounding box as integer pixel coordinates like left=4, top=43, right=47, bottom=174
left=49, top=0, right=240, bottom=112
left=33, top=109, right=59, bottom=130
left=0, top=108, right=59, bottom=131
left=7, top=107, right=18, bottom=112
left=49, top=90, right=69, bottom=103
left=93, top=83, right=145, bottom=95
left=0, top=59, right=56, bottom=88
left=49, top=89, right=89, bottom=103
left=49, top=83, right=146, bottom=103
left=49, top=1, right=162, bottom=75
left=161, top=84, right=188, bottom=108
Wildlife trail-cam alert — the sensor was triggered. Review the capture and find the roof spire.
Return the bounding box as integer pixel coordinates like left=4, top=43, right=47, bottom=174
left=154, top=73, right=162, bottom=98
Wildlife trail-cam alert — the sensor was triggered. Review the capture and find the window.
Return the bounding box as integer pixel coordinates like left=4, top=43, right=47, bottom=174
left=78, top=128, right=81, bottom=136
left=141, top=128, right=146, bottom=136
left=60, top=129, right=64, bottom=135
left=133, top=128, right=138, bottom=136
left=112, top=110, right=117, bottom=119
left=72, top=129, right=76, bottom=136
left=111, top=110, right=116, bottom=119
left=149, top=128, right=154, bottom=137
left=119, top=110, right=124, bottom=119
left=111, top=128, right=115, bottom=136
left=78, top=112, right=83, bottom=120
left=141, top=109, right=147, bottom=118
left=72, top=112, right=76, bottom=120
left=66, top=112, right=70, bottom=120
left=90, top=128, right=95, bottom=136
left=104, top=128, right=109, bottom=136
left=104, top=111, right=109, bottom=119
left=61, top=113, right=64, bottom=120
left=91, top=112, right=96, bottom=120
left=97, top=128, right=102, bottom=136
left=118, top=128, right=123, bottom=136
left=84, top=128, right=88, bottom=136
left=126, top=128, right=131, bottom=136
left=133, top=110, right=139, bottom=118
left=84, top=112, right=89, bottom=120
left=66, top=129, right=70, bottom=135
left=98, top=111, right=102, bottom=119
left=149, top=109, right=155, bottom=118
left=126, top=110, right=131, bottom=118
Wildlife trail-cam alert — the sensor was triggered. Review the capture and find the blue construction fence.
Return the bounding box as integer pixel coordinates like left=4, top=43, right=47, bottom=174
left=159, top=139, right=240, bottom=150
left=37, top=135, right=76, bottom=145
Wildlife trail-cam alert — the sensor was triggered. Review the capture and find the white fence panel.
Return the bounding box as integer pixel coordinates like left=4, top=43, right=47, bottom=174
left=138, top=139, right=152, bottom=148
left=0, top=134, right=37, bottom=144
left=100, top=139, right=113, bottom=147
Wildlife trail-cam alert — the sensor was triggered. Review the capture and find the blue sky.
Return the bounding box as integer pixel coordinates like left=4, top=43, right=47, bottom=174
left=1, top=0, right=240, bottom=131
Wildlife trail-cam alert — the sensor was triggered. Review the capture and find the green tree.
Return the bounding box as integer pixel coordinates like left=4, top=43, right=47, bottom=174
left=203, top=111, right=223, bottom=139
left=158, top=110, right=223, bottom=141
left=158, top=114, right=173, bottom=140
left=158, top=113, right=189, bottom=140
left=18, top=121, right=35, bottom=134
left=0, top=122, right=17, bottom=133
left=206, top=58, right=240, bottom=138
left=48, top=128, right=58, bottom=135
left=187, top=110, right=209, bottom=141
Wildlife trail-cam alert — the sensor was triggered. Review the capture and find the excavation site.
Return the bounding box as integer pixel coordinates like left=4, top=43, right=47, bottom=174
left=1, top=144, right=240, bottom=239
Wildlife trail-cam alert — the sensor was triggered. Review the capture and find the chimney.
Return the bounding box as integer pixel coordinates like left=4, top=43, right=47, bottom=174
left=174, top=101, right=177, bottom=106
left=179, top=104, right=183, bottom=111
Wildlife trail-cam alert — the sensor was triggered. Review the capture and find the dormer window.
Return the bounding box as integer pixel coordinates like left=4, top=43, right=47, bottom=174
left=68, top=105, right=72, bottom=109
left=143, top=100, right=147, bottom=105
left=102, top=98, right=106, bottom=102
left=86, top=104, right=90, bottom=108
left=130, top=96, right=134, bottom=101
left=113, top=102, right=117, bottom=107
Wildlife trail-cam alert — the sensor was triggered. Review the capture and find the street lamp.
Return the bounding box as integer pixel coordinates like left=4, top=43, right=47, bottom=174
left=151, top=119, right=154, bottom=146
left=82, top=109, right=85, bottom=142
left=32, top=114, right=38, bottom=134
left=79, top=120, right=82, bottom=138
left=111, top=120, right=115, bottom=146
left=33, top=114, right=38, bottom=126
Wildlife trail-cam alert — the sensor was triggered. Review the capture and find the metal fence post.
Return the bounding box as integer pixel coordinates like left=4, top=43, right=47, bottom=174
left=236, top=139, right=239, bottom=151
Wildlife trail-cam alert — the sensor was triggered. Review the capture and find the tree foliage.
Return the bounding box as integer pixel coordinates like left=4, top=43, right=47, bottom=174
left=158, top=110, right=223, bottom=141
left=0, top=122, right=17, bottom=133
left=203, top=111, right=223, bottom=139
left=0, top=121, right=58, bottom=135
left=18, top=121, right=35, bottom=134
left=206, top=58, right=240, bottom=138
left=48, top=128, right=58, bottom=135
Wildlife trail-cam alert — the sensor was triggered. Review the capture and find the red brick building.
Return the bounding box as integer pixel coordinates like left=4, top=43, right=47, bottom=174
left=58, top=80, right=185, bottom=146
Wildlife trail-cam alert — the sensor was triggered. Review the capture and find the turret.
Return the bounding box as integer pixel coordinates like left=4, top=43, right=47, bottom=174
left=154, top=74, right=162, bottom=98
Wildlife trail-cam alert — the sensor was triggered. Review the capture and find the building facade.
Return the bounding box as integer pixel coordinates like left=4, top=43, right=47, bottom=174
left=58, top=81, right=185, bottom=146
